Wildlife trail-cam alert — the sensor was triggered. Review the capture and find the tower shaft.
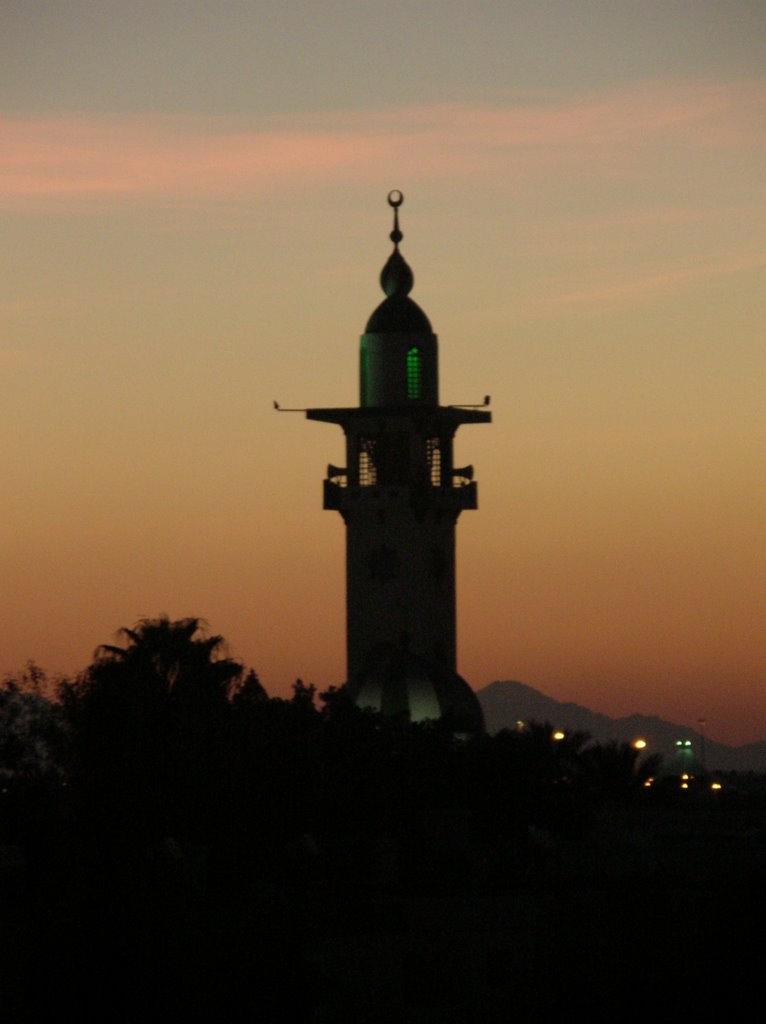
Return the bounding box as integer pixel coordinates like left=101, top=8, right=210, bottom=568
left=303, top=192, right=490, bottom=727
left=307, top=404, right=486, bottom=678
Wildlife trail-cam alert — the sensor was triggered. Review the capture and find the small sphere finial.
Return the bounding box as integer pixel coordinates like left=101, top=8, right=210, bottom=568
left=388, top=190, right=404, bottom=247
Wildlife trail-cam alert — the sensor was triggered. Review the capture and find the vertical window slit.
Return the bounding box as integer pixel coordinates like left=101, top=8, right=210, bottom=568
left=427, top=438, right=441, bottom=486
left=407, top=347, right=422, bottom=400
left=359, top=438, right=377, bottom=486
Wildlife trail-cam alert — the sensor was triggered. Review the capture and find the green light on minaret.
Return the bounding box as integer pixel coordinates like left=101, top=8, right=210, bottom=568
left=407, top=346, right=422, bottom=399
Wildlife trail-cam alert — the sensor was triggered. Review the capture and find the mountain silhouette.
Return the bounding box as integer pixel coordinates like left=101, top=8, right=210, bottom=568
left=477, top=679, right=766, bottom=773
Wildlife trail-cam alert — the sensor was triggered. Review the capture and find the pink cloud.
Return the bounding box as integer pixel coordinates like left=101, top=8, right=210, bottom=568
left=1, top=77, right=762, bottom=206
left=0, top=116, right=391, bottom=199
left=549, top=253, right=766, bottom=312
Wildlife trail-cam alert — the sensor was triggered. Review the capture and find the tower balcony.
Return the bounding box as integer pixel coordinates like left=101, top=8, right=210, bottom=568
left=323, top=478, right=477, bottom=512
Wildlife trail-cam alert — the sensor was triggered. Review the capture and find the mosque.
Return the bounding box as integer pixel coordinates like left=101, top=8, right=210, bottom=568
left=305, top=192, right=490, bottom=732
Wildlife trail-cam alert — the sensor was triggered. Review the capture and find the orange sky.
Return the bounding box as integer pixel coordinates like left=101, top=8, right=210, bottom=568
left=2, top=2, right=765, bottom=744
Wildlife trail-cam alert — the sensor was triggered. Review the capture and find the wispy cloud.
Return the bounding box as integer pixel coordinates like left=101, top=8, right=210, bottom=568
left=548, top=253, right=766, bottom=312
left=1, top=78, right=762, bottom=207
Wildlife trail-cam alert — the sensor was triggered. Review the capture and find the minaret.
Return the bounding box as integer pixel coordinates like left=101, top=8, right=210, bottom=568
left=306, top=192, right=490, bottom=730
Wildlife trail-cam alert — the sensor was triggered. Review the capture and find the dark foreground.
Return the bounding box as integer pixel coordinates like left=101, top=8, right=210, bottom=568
left=3, top=788, right=765, bottom=1024
left=2, top=631, right=763, bottom=1022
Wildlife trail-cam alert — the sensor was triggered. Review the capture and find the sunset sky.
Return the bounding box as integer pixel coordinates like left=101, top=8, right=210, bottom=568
left=2, top=1, right=765, bottom=744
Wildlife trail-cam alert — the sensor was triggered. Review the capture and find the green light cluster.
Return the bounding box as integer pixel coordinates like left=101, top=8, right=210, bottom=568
left=407, top=346, right=422, bottom=400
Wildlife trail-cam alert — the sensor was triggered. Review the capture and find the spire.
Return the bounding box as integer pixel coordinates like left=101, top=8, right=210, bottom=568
left=380, top=190, right=414, bottom=298
left=389, top=189, right=403, bottom=247
left=366, top=190, right=430, bottom=333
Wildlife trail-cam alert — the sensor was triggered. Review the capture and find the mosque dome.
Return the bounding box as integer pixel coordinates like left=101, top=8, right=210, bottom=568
left=345, top=643, right=485, bottom=735
left=365, top=294, right=432, bottom=334
left=365, top=248, right=432, bottom=333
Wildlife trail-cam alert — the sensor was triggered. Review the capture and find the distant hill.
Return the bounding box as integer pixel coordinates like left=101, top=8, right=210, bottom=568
left=477, top=680, right=766, bottom=773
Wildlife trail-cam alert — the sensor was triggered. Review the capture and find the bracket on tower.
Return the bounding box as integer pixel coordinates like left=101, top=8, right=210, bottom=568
left=273, top=400, right=307, bottom=412
left=449, top=395, right=491, bottom=409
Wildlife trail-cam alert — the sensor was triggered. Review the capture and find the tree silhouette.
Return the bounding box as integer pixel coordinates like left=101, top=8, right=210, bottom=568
left=0, top=666, right=69, bottom=849
left=68, top=616, right=244, bottom=842
left=0, top=667, right=68, bottom=790
left=93, top=616, right=242, bottom=701
left=581, top=739, right=662, bottom=801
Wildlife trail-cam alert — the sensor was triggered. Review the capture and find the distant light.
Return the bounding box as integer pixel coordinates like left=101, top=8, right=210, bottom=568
left=633, top=739, right=647, bottom=750
left=684, top=740, right=692, bottom=747
left=675, top=740, right=683, bottom=747
left=681, top=773, right=690, bottom=780
left=711, top=782, right=722, bottom=791
left=552, top=730, right=565, bottom=741
left=681, top=782, right=689, bottom=790
left=516, top=720, right=525, bottom=731
left=643, top=778, right=654, bottom=788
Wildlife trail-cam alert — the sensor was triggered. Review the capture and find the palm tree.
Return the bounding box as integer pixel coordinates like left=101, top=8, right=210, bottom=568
left=71, top=616, right=245, bottom=841
left=94, top=615, right=243, bottom=701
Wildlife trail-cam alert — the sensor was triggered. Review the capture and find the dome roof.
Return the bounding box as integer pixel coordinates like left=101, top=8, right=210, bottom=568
left=365, top=294, right=432, bottom=334
left=345, top=644, right=485, bottom=734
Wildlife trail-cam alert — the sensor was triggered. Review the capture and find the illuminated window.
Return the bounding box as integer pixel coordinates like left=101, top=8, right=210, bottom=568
left=407, top=347, right=422, bottom=400
left=359, top=438, right=377, bottom=485
left=427, top=437, right=440, bottom=485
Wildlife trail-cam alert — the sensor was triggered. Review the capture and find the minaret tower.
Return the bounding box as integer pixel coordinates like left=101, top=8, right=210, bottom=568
left=306, top=192, right=490, bottom=729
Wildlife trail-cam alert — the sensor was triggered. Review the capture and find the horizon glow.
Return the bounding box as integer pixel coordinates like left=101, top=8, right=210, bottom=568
left=2, top=2, right=765, bottom=746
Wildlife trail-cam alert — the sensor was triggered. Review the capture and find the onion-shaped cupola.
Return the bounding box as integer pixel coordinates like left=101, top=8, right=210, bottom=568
left=360, top=191, right=438, bottom=407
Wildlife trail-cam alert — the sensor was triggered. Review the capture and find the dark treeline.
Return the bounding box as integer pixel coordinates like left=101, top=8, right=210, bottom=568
left=2, top=617, right=764, bottom=1022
